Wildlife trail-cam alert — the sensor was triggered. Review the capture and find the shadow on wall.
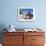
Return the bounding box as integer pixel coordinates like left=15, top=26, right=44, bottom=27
left=0, top=24, right=7, bottom=43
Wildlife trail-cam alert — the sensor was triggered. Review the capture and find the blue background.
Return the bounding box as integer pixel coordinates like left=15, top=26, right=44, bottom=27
left=0, top=0, right=46, bottom=31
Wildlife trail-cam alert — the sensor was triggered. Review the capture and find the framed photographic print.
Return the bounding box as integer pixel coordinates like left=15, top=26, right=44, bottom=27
left=18, top=7, right=35, bottom=21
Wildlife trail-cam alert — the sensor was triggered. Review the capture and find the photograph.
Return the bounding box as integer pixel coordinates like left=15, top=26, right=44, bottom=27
left=0, top=0, right=46, bottom=46
left=18, top=7, right=35, bottom=21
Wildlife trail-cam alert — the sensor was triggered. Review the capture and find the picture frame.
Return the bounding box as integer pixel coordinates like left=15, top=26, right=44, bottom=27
left=18, top=7, right=35, bottom=21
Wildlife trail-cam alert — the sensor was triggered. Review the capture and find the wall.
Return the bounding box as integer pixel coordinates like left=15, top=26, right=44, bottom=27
left=0, top=0, right=46, bottom=29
